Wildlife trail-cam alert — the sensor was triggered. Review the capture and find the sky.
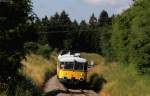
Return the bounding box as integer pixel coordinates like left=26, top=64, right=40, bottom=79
left=32, top=0, right=133, bottom=22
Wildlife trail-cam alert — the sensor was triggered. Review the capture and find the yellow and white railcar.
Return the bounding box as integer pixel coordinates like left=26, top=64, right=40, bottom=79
left=57, top=52, right=87, bottom=84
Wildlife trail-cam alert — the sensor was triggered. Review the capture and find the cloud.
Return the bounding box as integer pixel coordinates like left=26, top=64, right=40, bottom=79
left=83, top=0, right=123, bottom=5
left=83, top=0, right=133, bottom=14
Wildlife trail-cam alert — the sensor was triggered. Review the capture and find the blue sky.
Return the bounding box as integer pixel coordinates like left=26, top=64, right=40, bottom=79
left=32, top=0, right=133, bottom=22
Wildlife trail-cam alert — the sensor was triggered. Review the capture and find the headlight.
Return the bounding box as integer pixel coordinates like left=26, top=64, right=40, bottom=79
left=80, top=78, right=84, bottom=81
left=64, top=77, right=67, bottom=80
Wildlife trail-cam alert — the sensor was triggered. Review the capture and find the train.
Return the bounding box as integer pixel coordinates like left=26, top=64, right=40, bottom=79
left=57, top=51, right=88, bottom=85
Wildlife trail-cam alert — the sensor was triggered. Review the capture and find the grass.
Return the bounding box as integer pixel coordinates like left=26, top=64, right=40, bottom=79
left=81, top=52, right=105, bottom=65
left=20, top=51, right=57, bottom=88
left=101, top=64, right=150, bottom=96
left=81, top=52, right=150, bottom=96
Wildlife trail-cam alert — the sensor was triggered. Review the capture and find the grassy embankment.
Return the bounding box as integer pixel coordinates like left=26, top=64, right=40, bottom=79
left=20, top=51, right=57, bottom=88
left=81, top=53, right=150, bottom=96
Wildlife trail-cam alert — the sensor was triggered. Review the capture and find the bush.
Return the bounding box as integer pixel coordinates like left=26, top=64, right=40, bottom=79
left=36, top=44, right=52, bottom=59
left=24, top=42, right=52, bottom=59
left=88, top=73, right=107, bottom=92
left=24, top=42, right=38, bottom=53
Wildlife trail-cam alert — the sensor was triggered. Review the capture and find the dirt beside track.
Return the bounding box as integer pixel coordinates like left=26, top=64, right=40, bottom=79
left=44, top=75, right=99, bottom=96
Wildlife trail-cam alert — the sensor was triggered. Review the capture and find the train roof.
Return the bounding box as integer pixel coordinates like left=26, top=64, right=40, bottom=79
left=58, top=54, right=87, bottom=63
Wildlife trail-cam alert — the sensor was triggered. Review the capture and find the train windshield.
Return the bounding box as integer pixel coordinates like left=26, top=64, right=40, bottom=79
left=74, top=62, right=84, bottom=71
left=63, top=62, right=74, bottom=70
left=60, top=62, right=86, bottom=71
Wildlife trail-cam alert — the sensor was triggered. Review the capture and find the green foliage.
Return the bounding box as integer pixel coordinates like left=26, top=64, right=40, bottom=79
left=24, top=42, right=52, bottom=59
left=40, top=11, right=73, bottom=49
left=36, top=12, right=110, bottom=52
left=0, top=0, right=36, bottom=81
left=97, top=10, right=113, bottom=60
left=24, top=42, right=38, bottom=53
left=98, top=25, right=113, bottom=61
left=98, top=10, right=110, bottom=26
left=0, top=76, right=41, bottom=96
left=89, top=13, right=97, bottom=28
left=111, top=0, right=150, bottom=74
left=89, top=73, right=106, bottom=92
left=75, top=19, right=99, bottom=52
left=36, top=44, right=52, bottom=59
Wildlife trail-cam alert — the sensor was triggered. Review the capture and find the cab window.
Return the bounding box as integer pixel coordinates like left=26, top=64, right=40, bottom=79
left=74, top=62, right=84, bottom=71
left=64, top=62, right=74, bottom=70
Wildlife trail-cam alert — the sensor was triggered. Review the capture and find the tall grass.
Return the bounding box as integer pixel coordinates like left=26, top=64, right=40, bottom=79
left=100, top=64, right=150, bottom=96
left=82, top=53, right=150, bottom=96
left=20, top=51, right=57, bottom=88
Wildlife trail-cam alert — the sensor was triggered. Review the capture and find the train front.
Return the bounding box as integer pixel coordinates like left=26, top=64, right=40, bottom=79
left=57, top=54, right=88, bottom=85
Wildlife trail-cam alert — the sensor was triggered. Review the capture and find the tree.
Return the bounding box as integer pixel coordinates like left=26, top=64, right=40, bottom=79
left=75, top=20, right=98, bottom=52
left=47, top=11, right=73, bottom=49
left=89, top=13, right=97, bottom=28
left=64, top=20, right=79, bottom=50
left=98, top=25, right=112, bottom=60
left=60, top=10, right=72, bottom=26
left=98, top=10, right=109, bottom=26
left=0, top=0, right=34, bottom=82
left=96, top=10, right=113, bottom=59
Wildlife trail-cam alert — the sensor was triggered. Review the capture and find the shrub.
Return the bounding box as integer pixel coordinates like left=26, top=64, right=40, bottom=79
left=36, top=44, right=52, bottom=59
left=24, top=42, right=52, bottom=59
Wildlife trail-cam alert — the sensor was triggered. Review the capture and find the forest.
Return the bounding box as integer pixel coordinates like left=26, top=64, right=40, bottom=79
left=0, top=0, right=150, bottom=95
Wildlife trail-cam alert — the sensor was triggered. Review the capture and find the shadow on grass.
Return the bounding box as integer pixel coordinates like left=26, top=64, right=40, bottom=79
left=88, top=73, right=107, bottom=92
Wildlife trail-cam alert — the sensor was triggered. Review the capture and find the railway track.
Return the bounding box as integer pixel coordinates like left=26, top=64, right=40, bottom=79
left=66, top=89, right=89, bottom=96
left=44, top=75, right=98, bottom=96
